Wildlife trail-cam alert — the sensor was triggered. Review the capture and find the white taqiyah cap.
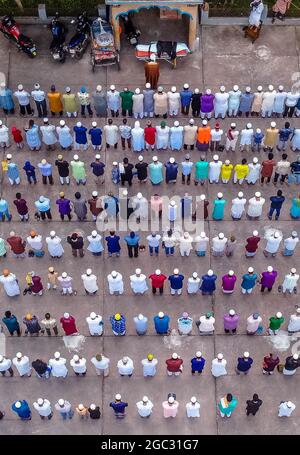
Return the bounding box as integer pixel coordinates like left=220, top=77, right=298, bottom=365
left=63, top=312, right=69, bottom=318
left=155, top=269, right=161, bottom=275
left=231, top=122, right=236, bottom=128
left=207, top=269, right=214, bottom=276
left=91, top=230, right=97, bottom=237
left=138, top=314, right=144, bottom=320
left=248, top=267, right=254, bottom=273
left=135, top=268, right=141, bottom=275
left=267, top=266, right=273, bottom=272
left=86, top=268, right=92, bottom=275
left=278, top=85, right=284, bottom=91
left=16, top=352, right=22, bottom=359
left=270, top=121, right=276, bottom=128
left=257, top=85, right=263, bottom=91
left=37, top=398, right=44, bottom=405
left=18, top=84, right=23, bottom=90
left=174, top=120, right=179, bottom=127
left=90, top=403, right=96, bottom=410
left=59, top=120, right=65, bottom=126
left=92, top=121, right=97, bottom=127
left=62, top=272, right=67, bottom=278
left=217, top=192, right=223, bottom=198
left=247, top=122, right=252, bottom=128
left=217, top=353, right=223, bottom=360
left=111, top=271, right=117, bottom=278
left=142, top=396, right=148, bottom=402
left=206, top=88, right=211, bottom=95
left=137, top=192, right=142, bottom=199
left=123, top=189, right=128, bottom=196
left=218, top=232, right=224, bottom=239
left=189, top=118, right=194, bottom=124
left=171, top=86, right=176, bottom=92
left=73, top=154, right=79, bottom=160
left=113, top=161, right=118, bottom=166
left=233, top=85, right=239, bottom=91
left=96, top=85, right=102, bottom=91
left=122, top=356, right=128, bottom=363
left=287, top=401, right=293, bottom=408
left=192, top=272, right=198, bottom=278
left=138, top=155, right=143, bottom=161
left=220, top=85, right=225, bottom=92
left=253, top=157, right=258, bottom=163
left=228, top=270, right=234, bottom=276
left=183, top=83, right=189, bottom=89
left=291, top=268, right=297, bottom=274
left=168, top=396, right=175, bottom=404
left=195, top=88, right=199, bottom=94
left=54, top=351, right=60, bottom=359
left=92, top=191, right=98, bottom=197
left=238, top=191, right=244, bottom=198
left=173, top=268, right=179, bottom=274
left=246, top=86, right=251, bottom=92
left=58, top=399, right=65, bottom=406
left=256, top=128, right=261, bottom=133
left=73, top=354, right=79, bottom=361
left=50, top=230, right=56, bottom=237
left=76, top=121, right=82, bottom=127
left=135, top=88, right=140, bottom=94
left=268, top=84, right=274, bottom=91
left=6, top=153, right=12, bottom=160
left=191, top=396, right=197, bottom=403
left=229, top=309, right=235, bottom=316
left=274, top=232, right=279, bottom=238
left=15, top=401, right=21, bottom=408
left=158, top=311, right=164, bottom=318
left=110, top=85, right=115, bottom=90
left=145, top=83, right=151, bottom=89
left=196, top=351, right=202, bottom=357
left=43, top=117, right=49, bottom=123
left=115, top=393, right=121, bottom=400
left=253, top=230, right=258, bottom=236
left=170, top=200, right=176, bottom=206
left=276, top=312, right=282, bottom=318
left=169, top=157, right=175, bottom=164
left=255, top=192, right=261, bottom=197
left=225, top=159, right=230, bottom=165
left=172, top=353, right=178, bottom=359
left=202, top=119, right=208, bottom=126
left=213, top=154, right=219, bottom=161
left=153, top=156, right=158, bottom=162
left=293, top=354, right=299, bottom=360
left=243, top=351, right=250, bottom=358
left=90, top=312, right=97, bottom=319
left=200, top=194, right=206, bottom=201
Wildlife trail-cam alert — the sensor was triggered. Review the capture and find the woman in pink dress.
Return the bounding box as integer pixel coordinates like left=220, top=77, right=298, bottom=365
left=272, top=0, right=291, bottom=22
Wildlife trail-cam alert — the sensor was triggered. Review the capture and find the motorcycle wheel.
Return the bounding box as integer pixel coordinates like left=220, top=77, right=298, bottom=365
left=75, top=51, right=83, bottom=60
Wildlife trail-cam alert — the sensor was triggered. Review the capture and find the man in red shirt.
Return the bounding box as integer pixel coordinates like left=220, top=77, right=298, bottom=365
left=245, top=230, right=261, bottom=257
left=13, top=193, right=29, bottom=222
left=166, top=353, right=183, bottom=376
left=59, top=312, right=78, bottom=335
left=7, top=231, right=26, bottom=257
left=261, top=152, right=276, bottom=184
left=144, top=120, right=156, bottom=150
left=149, top=269, right=167, bottom=295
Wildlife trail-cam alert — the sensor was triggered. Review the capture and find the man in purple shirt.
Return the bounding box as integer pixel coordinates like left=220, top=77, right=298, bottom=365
left=56, top=192, right=72, bottom=221
left=222, top=270, right=237, bottom=294
left=260, top=266, right=278, bottom=293
left=224, top=309, right=239, bottom=334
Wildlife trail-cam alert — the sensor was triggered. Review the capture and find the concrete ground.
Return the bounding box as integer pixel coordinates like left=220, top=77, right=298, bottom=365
left=0, top=21, right=300, bottom=435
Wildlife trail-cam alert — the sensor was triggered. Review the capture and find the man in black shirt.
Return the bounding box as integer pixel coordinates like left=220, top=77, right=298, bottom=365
left=246, top=393, right=263, bottom=416
left=88, top=404, right=101, bottom=419
left=121, top=157, right=134, bottom=186
left=55, top=155, right=70, bottom=185
left=135, top=156, right=148, bottom=183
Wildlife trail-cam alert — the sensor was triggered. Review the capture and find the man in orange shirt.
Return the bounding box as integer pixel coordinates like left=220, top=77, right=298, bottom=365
left=196, top=119, right=211, bottom=151
left=48, top=85, right=63, bottom=116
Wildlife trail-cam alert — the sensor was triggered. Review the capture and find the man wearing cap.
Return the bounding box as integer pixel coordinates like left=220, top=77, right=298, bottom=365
left=187, top=272, right=200, bottom=294
left=281, top=268, right=299, bottom=294
left=283, top=231, right=299, bottom=256
left=5, top=154, right=20, bottom=185
left=73, top=121, right=88, bottom=151
left=136, top=396, right=154, bottom=418
left=149, top=270, right=167, bottom=294
left=262, top=352, right=280, bottom=374
left=46, top=231, right=64, bottom=258
left=12, top=400, right=31, bottom=420
left=180, top=154, right=193, bottom=185
left=135, top=155, right=148, bottom=183
left=81, top=269, right=98, bottom=295
left=212, top=232, right=227, bottom=257
left=141, top=354, right=158, bottom=376
left=231, top=192, right=246, bottom=220
left=210, top=123, right=223, bottom=152
left=60, top=312, right=78, bottom=336
left=70, top=155, right=86, bottom=185
left=222, top=271, right=237, bottom=294
left=277, top=123, right=293, bottom=152
left=0, top=269, right=20, bottom=297
left=288, top=307, right=300, bottom=334
left=238, top=87, right=254, bottom=117
left=211, top=353, right=227, bottom=377
left=56, top=120, right=73, bottom=150
left=38, top=158, right=53, bottom=185
left=70, top=355, right=87, bottom=376
left=263, top=231, right=282, bottom=257
left=55, top=155, right=70, bottom=185
left=117, top=356, right=134, bottom=377
left=154, top=87, right=168, bottom=118
left=47, top=85, right=63, bottom=116
left=40, top=118, right=57, bottom=150
left=56, top=192, right=72, bottom=221
left=274, top=153, right=290, bottom=186
left=241, top=267, right=257, bottom=294
left=200, top=88, right=214, bottom=119
left=156, top=121, right=169, bottom=149
left=49, top=352, right=68, bottom=377
left=149, top=156, right=163, bottom=185
left=224, top=309, right=239, bottom=334
left=41, top=312, right=58, bottom=335
left=145, top=54, right=160, bottom=89
left=120, top=87, right=134, bottom=117
left=269, top=312, right=285, bottom=335
left=194, top=156, right=209, bottom=185
left=225, top=122, right=239, bottom=151
left=58, top=272, right=74, bottom=295
left=14, top=84, right=33, bottom=115
left=88, top=404, right=101, bottom=419
left=106, top=85, right=120, bottom=117
left=194, top=232, right=209, bottom=257
left=278, top=401, right=296, bottom=417
left=143, top=120, right=155, bottom=151
left=196, top=119, right=211, bottom=152
left=247, top=192, right=265, bottom=219
left=88, top=122, right=102, bottom=152
left=110, top=313, right=126, bottom=336
left=180, top=83, right=193, bottom=115
left=7, top=231, right=26, bottom=257
left=261, top=85, right=276, bottom=117
left=143, top=83, right=154, bottom=117
left=177, top=312, right=193, bottom=335
left=133, top=314, right=148, bottom=335
left=268, top=189, right=285, bottom=221
left=91, top=353, right=109, bottom=376
left=87, top=230, right=104, bottom=256
left=247, top=312, right=262, bottom=335
left=197, top=312, right=215, bottom=335
left=252, top=127, right=264, bottom=153
left=90, top=155, right=105, bottom=185
left=209, top=155, right=222, bottom=184
left=264, top=123, right=279, bottom=152
left=164, top=157, right=178, bottom=184
left=0, top=120, right=9, bottom=148
left=86, top=312, right=103, bottom=336
left=214, top=86, right=229, bottom=119
left=0, top=81, right=14, bottom=114
left=55, top=399, right=73, bottom=420
left=154, top=311, right=170, bottom=334
left=170, top=121, right=183, bottom=151
left=162, top=395, right=179, bottom=418
left=166, top=353, right=183, bottom=376
left=240, top=123, right=253, bottom=153
left=246, top=157, right=261, bottom=184
left=33, top=398, right=53, bottom=420
left=272, top=85, right=287, bottom=116
left=107, top=271, right=124, bottom=295
left=191, top=88, right=201, bottom=117
left=183, top=118, right=197, bottom=150
left=167, top=86, right=180, bottom=117
left=110, top=394, right=128, bottom=418
left=191, top=352, right=205, bottom=375
left=168, top=269, right=184, bottom=296
left=62, top=86, right=78, bottom=117
left=0, top=355, right=13, bottom=376
left=26, top=230, right=44, bottom=257
left=228, top=85, right=241, bottom=117
left=186, top=397, right=200, bottom=418
left=119, top=118, right=132, bottom=150
left=212, top=193, right=227, bottom=220
left=92, top=85, right=107, bottom=117
left=130, top=269, right=148, bottom=295
left=236, top=352, right=253, bottom=375
left=200, top=270, right=217, bottom=295
left=260, top=266, right=278, bottom=292
left=131, top=120, right=144, bottom=152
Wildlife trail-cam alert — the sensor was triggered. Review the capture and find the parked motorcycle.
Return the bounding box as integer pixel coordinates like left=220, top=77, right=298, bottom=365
left=121, top=14, right=140, bottom=46
left=0, top=14, right=37, bottom=57
left=68, top=11, right=90, bottom=59
left=49, top=12, right=67, bottom=63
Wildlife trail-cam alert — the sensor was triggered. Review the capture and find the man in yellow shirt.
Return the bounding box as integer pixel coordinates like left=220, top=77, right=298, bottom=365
left=221, top=159, right=233, bottom=184
left=234, top=158, right=249, bottom=184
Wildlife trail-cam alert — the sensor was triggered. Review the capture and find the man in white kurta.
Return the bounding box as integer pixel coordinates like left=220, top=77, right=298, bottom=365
left=187, top=272, right=200, bottom=294
left=179, top=232, right=193, bottom=256
left=212, top=233, right=227, bottom=256
left=86, top=312, right=103, bottom=336
left=240, top=123, right=254, bottom=152
left=49, top=352, right=68, bottom=378
left=264, top=232, right=282, bottom=256
left=130, top=269, right=148, bottom=294
left=246, top=158, right=261, bottom=184
left=247, top=193, right=265, bottom=219
left=132, top=88, right=144, bottom=119
left=167, top=86, right=180, bottom=116
left=228, top=85, right=241, bottom=117
left=209, top=155, right=222, bottom=183
left=198, top=313, right=215, bottom=334
left=156, top=124, right=170, bottom=150
left=26, top=233, right=43, bottom=253
left=282, top=268, right=299, bottom=294
left=117, top=356, right=134, bottom=376
left=91, top=354, right=110, bottom=376
left=0, top=270, right=20, bottom=297
left=278, top=401, right=296, bottom=418
left=214, top=87, right=229, bottom=119
left=70, top=355, right=87, bottom=375
left=136, top=397, right=154, bottom=418
left=81, top=269, right=98, bottom=294
left=104, top=122, right=118, bottom=147
left=107, top=271, right=124, bottom=295
left=141, top=355, right=158, bottom=377
left=231, top=192, right=247, bottom=220
left=186, top=397, right=200, bottom=418
left=106, top=86, right=120, bottom=115
left=261, top=85, right=276, bottom=117
left=132, top=193, right=148, bottom=220
left=288, top=308, right=300, bottom=333
left=40, top=120, right=57, bottom=148
left=33, top=398, right=52, bottom=419
left=12, top=352, right=31, bottom=377
left=46, top=231, right=64, bottom=258
left=211, top=354, right=227, bottom=377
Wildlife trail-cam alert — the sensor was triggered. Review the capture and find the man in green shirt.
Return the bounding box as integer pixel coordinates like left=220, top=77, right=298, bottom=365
left=120, top=88, right=134, bottom=117
left=194, top=155, right=209, bottom=186
left=269, top=312, right=284, bottom=335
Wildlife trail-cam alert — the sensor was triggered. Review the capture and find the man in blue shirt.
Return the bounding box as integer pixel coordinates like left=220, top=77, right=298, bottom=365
left=277, top=122, right=293, bottom=151
left=181, top=154, right=193, bottom=184
left=35, top=195, right=52, bottom=220
left=90, top=155, right=105, bottom=184
left=12, top=400, right=31, bottom=420
left=268, top=189, right=285, bottom=220
left=2, top=311, right=21, bottom=335
left=191, top=351, right=206, bottom=375
left=88, top=121, right=102, bottom=151
left=236, top=351, right=253, bottom=375
left=153, top=311, right=170, bottom=334
left=110, top=394, right=128, bottom=418
left=165, top=158, right=178, bottom=184
left=124, top=231, right=140, bottom=258
left=38, top=158, right=53, bottom=185
left=180, top=83, right=193, bottom=115
left=0, top=197, right=11, bottom=221
left=168, top=268, right=184, bottom=295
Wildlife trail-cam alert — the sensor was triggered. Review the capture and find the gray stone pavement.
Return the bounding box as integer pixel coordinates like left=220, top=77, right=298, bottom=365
left=0, top=23, right=300, bottom=435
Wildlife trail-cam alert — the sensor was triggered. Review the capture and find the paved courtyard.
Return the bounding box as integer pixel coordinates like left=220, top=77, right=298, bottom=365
left=0, top=21, right=300, bottom=435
